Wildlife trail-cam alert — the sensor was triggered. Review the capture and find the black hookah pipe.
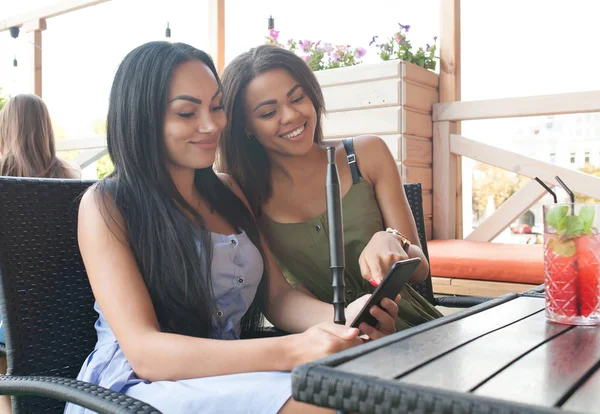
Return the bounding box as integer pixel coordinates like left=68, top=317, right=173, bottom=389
left=326, top=146, right=346, bottom=325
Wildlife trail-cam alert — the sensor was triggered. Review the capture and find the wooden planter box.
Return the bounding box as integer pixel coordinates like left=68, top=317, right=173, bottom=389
left=314, top=60, right=439, bottom=239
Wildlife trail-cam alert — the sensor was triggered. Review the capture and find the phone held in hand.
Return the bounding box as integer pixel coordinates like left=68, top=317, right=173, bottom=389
left=349, top=257, right=421, bottom=329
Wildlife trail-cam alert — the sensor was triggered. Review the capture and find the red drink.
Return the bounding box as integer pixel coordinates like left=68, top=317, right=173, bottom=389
left=543, top=204, right=600, bottom=325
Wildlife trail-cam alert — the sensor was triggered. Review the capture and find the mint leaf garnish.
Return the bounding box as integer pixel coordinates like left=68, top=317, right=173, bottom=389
left=565, top=215, right=584, bottom=236
left=546, top=205, right=568, bottom=231
left=579, top=205, right=596, bottom=234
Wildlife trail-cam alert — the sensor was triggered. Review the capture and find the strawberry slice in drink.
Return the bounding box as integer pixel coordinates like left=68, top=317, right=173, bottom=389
left=575, top=233, right=600, bottom=317
left=545, top=235, right=578, bottom=317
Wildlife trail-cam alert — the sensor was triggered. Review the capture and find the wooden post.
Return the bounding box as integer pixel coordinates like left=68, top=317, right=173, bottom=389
left=208, top=0, right=225, bottom=74
left=438, top=0, right=462, bottom=239
left=21, top=19, right=46, bottom=97
left=433, top=120, right=457, bottom=239
left=0, top=0, right=111, bottom=98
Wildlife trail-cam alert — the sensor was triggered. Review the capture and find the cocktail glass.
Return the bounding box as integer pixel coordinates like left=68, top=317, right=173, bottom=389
left=543, top=203, right=600, bottom=325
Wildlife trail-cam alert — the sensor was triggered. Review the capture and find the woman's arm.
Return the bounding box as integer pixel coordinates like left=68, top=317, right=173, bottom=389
left=353, top=135, right=430, bottom=284
left=218, top=174, right=399, bottom=338
left=79, top=187, right=308, bottom=381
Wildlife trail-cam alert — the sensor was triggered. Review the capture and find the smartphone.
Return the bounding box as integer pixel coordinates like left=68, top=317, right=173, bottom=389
left=349, top=257, right=421, bottom=329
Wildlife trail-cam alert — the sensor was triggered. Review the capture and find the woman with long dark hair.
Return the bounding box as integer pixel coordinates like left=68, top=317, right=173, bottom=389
left=218, top=44, right=442, bottom=331
left=66, top=41, right=399, bottom=414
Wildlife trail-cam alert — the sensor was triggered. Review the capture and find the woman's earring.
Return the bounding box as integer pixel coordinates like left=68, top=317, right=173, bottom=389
left=246, top=133, right=254, bottom=140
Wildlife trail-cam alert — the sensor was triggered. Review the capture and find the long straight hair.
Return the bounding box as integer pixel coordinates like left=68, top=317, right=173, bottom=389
left=99, top=41, right=266, bottom=338
left=217, top=45, right=326, bottom=216
left=0, top=94, right=78, bottom=178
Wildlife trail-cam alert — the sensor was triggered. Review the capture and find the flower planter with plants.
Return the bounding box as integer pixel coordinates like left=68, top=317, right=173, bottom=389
left=267, top=24, right=439, bottom=239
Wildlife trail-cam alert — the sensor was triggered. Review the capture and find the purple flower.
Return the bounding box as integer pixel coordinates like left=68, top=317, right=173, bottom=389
left=300, top=40, right=313, bottom=53
left=355, top=47, right=366, bottom=58
left=383, top=44, right=392, bottom=53
left=426, top=44, right=430, bottom=52
left=398, top=23, right=411, bottom=32
left=332, top=51, right=340, bottom=62
left=301, top=55, right=311, bottom=63
left=269, top=28, right=280, bottom=41
left=369, top=36, right=378, bottom=46
left=433, top=36, right=438, bottom=41
left=324, top=42, right=334, bottom=54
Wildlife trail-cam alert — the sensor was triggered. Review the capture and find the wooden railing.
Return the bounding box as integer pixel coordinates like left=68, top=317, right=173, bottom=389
left=432, top=90, right=600, bottom=240
left=56, top=137, right=107, bottom=169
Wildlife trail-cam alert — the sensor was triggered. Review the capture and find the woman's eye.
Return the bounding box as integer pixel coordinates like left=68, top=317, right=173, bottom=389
left=211, top=105, right=224, bottom=112
left=292, top=95, right=304, bottom=103
left=260, top=111, right=276, bottom=119
left=178, top=112, right=195, bottom=118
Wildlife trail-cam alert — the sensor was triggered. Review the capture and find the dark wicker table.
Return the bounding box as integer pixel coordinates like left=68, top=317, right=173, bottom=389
left=292, top=289, right=599, bottom=414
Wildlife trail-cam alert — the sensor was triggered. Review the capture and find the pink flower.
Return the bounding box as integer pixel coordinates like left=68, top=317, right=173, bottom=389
left=394, top=33, right=404, bottom=44
left=332, top=51, right=341, bottom=62
left=324, top=43, right=334, bottom=54
left=301, top=55, right=311, bottom=63
left=300, top=40, right=313, bottom=53
left=269, top=28, right=280, bottom=42
left=355, top=47, right=366, bottom=58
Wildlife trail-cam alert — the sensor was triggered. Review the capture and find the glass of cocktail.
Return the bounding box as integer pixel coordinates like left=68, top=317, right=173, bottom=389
left=543, top=203, right=600, bottom=325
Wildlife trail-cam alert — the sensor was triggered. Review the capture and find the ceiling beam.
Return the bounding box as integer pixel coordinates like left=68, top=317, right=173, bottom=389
left=0, top=0, right=110, bottom=32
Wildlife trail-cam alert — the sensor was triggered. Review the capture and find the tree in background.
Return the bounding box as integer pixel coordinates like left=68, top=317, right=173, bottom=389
left=472, top=162, right=528, bottom=222
left=92, top=117, right=114, bottom=179
left=0, top=87, right=8, bottom=110
left=472, top=162, right=600, bottom=222
left=576, top=164, right=600, bottom=203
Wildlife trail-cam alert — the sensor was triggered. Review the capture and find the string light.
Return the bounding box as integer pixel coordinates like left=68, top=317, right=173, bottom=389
left=165, top=22, right=172, bottom=42
left=9, top=27, right=19, bottom=67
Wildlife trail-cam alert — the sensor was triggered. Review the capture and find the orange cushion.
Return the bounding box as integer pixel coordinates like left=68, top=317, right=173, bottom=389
left=428, top=239, right=544, bottom=284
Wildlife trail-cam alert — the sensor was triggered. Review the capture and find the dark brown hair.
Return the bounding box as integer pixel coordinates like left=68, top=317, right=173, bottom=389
left=217, top=44, right=325, bottom=216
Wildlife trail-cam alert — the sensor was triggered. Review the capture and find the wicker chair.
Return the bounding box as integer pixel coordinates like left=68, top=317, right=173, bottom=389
left=404, top=183, right=491, bottom=308
left=0, top=177, right=161, bottom=414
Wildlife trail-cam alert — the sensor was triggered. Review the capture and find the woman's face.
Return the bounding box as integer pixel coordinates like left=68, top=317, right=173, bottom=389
left=163, top=60, right=226, bottom=170
left=243, top=68, right=317, bottom=157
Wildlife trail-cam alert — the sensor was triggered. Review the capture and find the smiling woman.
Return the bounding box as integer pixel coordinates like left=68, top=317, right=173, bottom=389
left=65, top=40, right=400, bottom=414
left=218, top=44, right=442, bottom=332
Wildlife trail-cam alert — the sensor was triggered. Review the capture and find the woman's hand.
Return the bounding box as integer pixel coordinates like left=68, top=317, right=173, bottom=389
left=359, top=230, right=408, bottom=285
left=287, top=323, right=362, bottom=367
left=346, top=294, right=400, bottom=340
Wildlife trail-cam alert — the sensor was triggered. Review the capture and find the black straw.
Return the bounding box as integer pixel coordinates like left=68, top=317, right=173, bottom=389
left=553, top=175, right=581, bottom=316
left=326, top=147, right=346, bottom=325
left=535, top=177, right=557, bottom=203
left=555, top=176, right=575, bottom=209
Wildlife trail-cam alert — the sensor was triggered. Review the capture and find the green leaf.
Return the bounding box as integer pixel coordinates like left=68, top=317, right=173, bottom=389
left=565, top=215, right=584, bottom=236
left=546, top=205, right=568, bottom=230
left=579, top=205, right=596, bottom=234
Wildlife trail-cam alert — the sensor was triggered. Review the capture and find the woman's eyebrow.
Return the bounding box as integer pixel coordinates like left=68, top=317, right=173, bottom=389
left=168, top=95, right=202, bottom=104
left=253, top=84, right=302, bottom=112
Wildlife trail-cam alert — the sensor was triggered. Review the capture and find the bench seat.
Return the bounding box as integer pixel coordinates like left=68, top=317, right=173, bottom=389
left=428, top=239, right=544, bottom=297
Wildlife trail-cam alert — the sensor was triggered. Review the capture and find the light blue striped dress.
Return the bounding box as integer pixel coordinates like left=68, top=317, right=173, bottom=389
left=65, top=231, right=292, bottom=414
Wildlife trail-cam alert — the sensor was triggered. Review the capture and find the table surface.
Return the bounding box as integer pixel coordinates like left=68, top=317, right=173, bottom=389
left=292, top=289, right=600, bottom=414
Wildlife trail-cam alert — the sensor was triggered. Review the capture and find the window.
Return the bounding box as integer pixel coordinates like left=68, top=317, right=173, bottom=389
left=570, top=153, right=576, bottom=164
left=550, top=153, right=556, bottom=163
left=585, top=152, right=591, bottom=164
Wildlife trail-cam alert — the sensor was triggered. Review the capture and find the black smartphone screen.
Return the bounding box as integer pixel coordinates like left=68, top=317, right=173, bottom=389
left=349, top=257, right=421, bottom=329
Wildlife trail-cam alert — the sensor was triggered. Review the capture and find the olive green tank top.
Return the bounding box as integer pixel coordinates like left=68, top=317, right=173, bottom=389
left=258, top=142, right=442, bottom=330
